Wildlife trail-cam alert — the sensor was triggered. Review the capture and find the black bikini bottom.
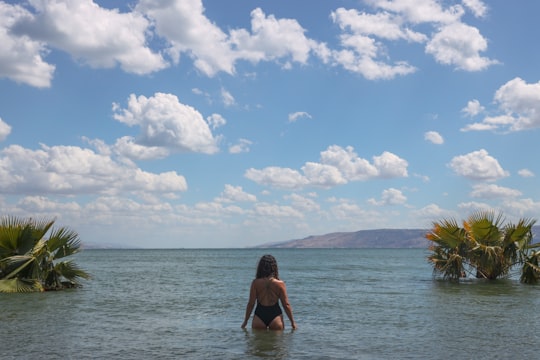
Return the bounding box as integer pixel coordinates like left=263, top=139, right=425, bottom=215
left=254, top=302, right=282, bottom=327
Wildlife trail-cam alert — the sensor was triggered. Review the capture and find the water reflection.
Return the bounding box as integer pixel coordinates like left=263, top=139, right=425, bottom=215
left=243, top=329, right=293, bottom=359
left=431, top=278, right=528, bottom=297
left=423, top=277, right=540, bottom=358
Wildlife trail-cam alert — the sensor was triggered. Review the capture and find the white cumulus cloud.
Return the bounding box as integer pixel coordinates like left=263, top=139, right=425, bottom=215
left=113, top=92, right=220, bottom=156
left=206, top=113, right=227, bottom=130
left=245, top=145, right=408, bottom=189
left=221, top=88, right=236, bottom=107
left=139, top=1, right=321, bottom=77
left=518, top=169, right=534, bottom=178
left=301, top=162, right=348, bottom=188
left=0, top=118, right=12, bottom=142
left=448, top=149, right=508, bottom=181
left=0, top=144, right=187, bottom=196
left=426, top=22, right=497, bottom=71
left=229, top=139, right=252, bottom=154
left=330, top=6, right=421, bottom=80
left=368, top=188, right=407, bottom=206
left=461, top=99, right=485, bottom=117
left=245, top=167, right=309, bottom=189
left=331, top=8, right=427, bottom=42
left=14, top=0, right=167, bottom=75
left=113, top=136, right=170, bottom=160
left=462, top=78, right=540, bottom=132
left=230, top=8, right=317, bottom=66
left=285, top=193, right=320, bottom=212
left=424, top=131, right=444, bottom=144
left=329, top=0, right=495, bottom=79
left=493, top=77, right=540, bottom=131
left=367, top=0, right=464, bottom=24
left=217, top=184, right=257, bottom=203
left=18, top=195, right=81, bottom=213
left=462, top=0, right=488, bottom=18
left=137, top=0, right=232, bottom=76
left=469, top=183, right=522, bottom=199
left=412, top=203, right=457, bottom=221
left=0, top=0, right=498, bottom=88
left=0, top=2, right=55, bottom=87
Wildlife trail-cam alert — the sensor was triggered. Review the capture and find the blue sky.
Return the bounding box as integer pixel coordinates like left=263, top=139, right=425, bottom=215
left=0, top=0, right=539, bottom=248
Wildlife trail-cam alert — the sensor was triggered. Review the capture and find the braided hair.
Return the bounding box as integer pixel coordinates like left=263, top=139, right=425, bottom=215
left=256, top=254, right=280, bottom=279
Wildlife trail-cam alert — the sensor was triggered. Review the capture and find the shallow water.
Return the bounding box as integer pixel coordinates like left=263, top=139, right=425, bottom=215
left=1, top=248, right=539, bottom=359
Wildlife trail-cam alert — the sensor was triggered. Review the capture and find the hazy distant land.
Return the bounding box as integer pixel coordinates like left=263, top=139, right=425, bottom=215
left=256, top=226, right=540, bottom=249
left=256, top=229, right=429, bottom=248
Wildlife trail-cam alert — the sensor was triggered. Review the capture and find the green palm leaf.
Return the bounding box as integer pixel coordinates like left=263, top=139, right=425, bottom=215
left=427, top=217, right=465, bottom=249
left=520, top=250, right=540, bottom=284
left=0, top=216, right=90, bottom=292
left=47, top=227, right=82, bottom=259
left=0, top=278, right=43, bottom=293
left=466, top=211, right=503, bottom=246
left=0, top=216, right=54, bottom=257
left=505, top=218, right=537, bottom=248
left=54, top=260, right=91, bottom=282
left=0, top=255, right=36, bottom=279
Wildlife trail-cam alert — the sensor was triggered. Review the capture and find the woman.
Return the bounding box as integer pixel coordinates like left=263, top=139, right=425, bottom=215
left=241, top=254, right=297, bottom=330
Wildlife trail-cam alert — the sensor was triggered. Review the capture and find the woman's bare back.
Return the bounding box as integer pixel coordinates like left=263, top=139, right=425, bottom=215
left=253, top=277, right=282, bottom=306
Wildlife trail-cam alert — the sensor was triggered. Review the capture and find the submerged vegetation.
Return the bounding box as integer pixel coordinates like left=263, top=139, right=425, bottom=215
left=0, top=216, right=90, bottom=293
left=427, top=211, right=540, bottom=283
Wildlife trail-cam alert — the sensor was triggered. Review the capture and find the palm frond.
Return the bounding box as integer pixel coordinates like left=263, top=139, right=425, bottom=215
left=0, top=216, right=28, bottom=255
left=520, top=250, right=540, bottom=284
left=17, top=217, right=55, bottom=255
left=29, top=239, right=48, bottom=260
left=469, top=244, right=509, bottom=279
left=0, top=255, right=36, bottom=279
left=428, top=247, right=465, bottom=280
left=0, top=216, right=55, bottom=257
left=468, top=210, right=504, bottom=227
left=0, top=278, right=43, bottom=293
left=426, top=218, right=466, bottom=249
left=521, top=262, right=540, bottom=284
left=466, top=211, right=503, bottom=246
left=53, top=260, right=91, bottom=282
left=0, top=216, right=90, bottom=292
left=47, top=227, right=82, bottom=259
left=503, top=218, right=536, bottom=249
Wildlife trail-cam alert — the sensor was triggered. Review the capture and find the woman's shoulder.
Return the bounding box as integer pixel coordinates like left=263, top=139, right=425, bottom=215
left=269, top=278, right=286, bottom=288
left=252, top=277, right=284, bottom=285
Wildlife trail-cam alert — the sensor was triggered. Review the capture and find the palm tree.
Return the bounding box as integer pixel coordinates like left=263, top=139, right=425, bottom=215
left=521, top=249, right=540, bottom=284
left=0, top=216, right=90, bottom=293
left=427, top=210, right=538, bottom=282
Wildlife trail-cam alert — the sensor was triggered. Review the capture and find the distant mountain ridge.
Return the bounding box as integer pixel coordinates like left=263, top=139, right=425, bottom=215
left=257, top=228, right=429, bottom=248
left=257, top=226, right=540, bottom=249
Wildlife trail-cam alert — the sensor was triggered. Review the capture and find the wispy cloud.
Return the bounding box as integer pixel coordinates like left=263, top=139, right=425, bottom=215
left=288, top=111, right=312, bottom=122
left=424, top=131, right=444, bottom=144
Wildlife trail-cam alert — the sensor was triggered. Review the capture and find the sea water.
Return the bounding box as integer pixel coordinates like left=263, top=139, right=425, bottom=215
left=1, top=248, right=539, bottom=359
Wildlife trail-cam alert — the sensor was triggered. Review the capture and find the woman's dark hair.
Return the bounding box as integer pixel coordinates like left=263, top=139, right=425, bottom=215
left=256, top=254, right=279, bottom=279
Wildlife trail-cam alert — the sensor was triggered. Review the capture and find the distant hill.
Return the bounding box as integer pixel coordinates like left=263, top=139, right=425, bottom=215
left=257, top=226, right=540, bottom=249
left=82, top=242, right=138, bottom=249
left=256, top=228, right=429, bottom=248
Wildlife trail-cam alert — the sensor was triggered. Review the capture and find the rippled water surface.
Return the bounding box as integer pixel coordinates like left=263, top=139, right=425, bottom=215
left=2, top=248, right=540, bottom=359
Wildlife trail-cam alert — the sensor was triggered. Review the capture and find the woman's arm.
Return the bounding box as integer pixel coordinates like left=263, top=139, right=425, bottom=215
left=278, top=281, right=297, bottom=330
left=241, top=280, right=257, bottom=328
